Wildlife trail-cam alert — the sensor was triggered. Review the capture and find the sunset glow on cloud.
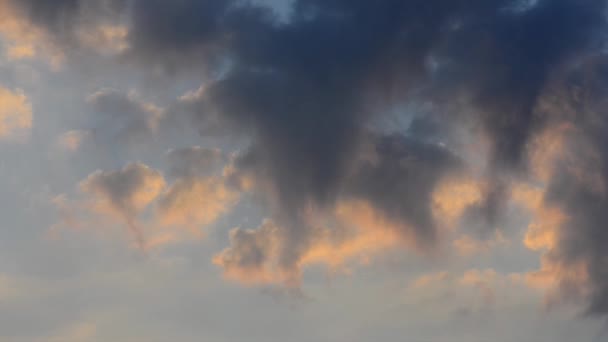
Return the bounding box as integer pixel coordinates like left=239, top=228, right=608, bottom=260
left=2, top=1, right=608, bottom=341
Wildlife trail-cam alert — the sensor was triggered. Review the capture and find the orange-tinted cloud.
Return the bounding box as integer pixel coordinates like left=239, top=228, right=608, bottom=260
left=56, top=130, right=90, bottom=152
left=53, top=153, right=242, bottom=250
left=0, top=0, right=129, bottom=66
left=527, top=122, right=574, bottom=184
left=215, top=200, right=422, bottom=287
left=0, top=86, right=32, bottom=141
left=0, top=0, right=63, bottom=66
left=432, top=176, right=483, bottom=230
left=79, top=162, right=166, bottom=249
left=517, top=122, right=600, bottom=311
left=213, top=220, right=286, bottom=285
left=156, top=177, right=238, bottom=233
left=302, top=200, right=404, bottom=268
left=214, top=171, right=514, bottom=288
left=80, top=162, right=166, bottom=219
left=510, top=182, right=564, bottom=253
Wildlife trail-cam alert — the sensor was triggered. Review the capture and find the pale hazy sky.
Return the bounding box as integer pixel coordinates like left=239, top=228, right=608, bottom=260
left=0, top=0, right=607, bottom=341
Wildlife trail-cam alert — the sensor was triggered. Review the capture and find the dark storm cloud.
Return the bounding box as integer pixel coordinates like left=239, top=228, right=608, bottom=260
left=346, top=134, right=462, bottom=247
left=12, top=0, right=125, bottom=34
left=536, top=59, right=608, bottom=317
left=460, top=178, right=511, bottom=237
left=427, top=0, right=607, bottom=233
left=196, top=0, right=496, bottom=222
left=126, top=0, right=240, bottom=67
left=14, top=0, right=607, bottom=172
left=15, top=0, right=80, bottom=28
left=197, top=0, right=607, bottom=251
left=444, top=0, right=605, bottom=168
left=14, top=0, right=608, bottom=301
left=227, top=131, right=462, bottom=271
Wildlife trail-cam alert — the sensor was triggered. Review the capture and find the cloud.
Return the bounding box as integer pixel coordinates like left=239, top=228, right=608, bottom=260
left=21, top=0, right=607, bottom=213
left=85, top=88, right=164, bottom=146
left=512, top=59, right=608, bottom=317
left=0, top=0, right=129, bottom=71
left=54, top=149, right=240, bottom=249
left=7, top=0, right=608, bottom=168
left=78, top=162, right=166, bottom=249
left=7, top=0, right=126, bottom=42
left=127, top=0, right=606, bottom=173
left=19, top=0, right=608, bottom=317
left=0, top=86, right=32, bottom=141
left=166, top=146, right=226, bottom=179
left=80, top=162, right=165, bottom=218
left=432, top=176, right=483, bottom=230
left=56, top=130, right=90, bottom=152
left=155, top=147, right=239, bottom=234
left=156, top=177, right=238, bottom=233
left=124, top=0, right=239, bottom=71
left=76, top=23, right=128, bottom=56
left=216, top=192, right=512, bottom=288
left=0, top=0, right=63, bottom=65
left=122, top=0, right=606, bottom=288
left=344, top=134, right=463, bottom=247
left=213, top=219, right=286, bottom=285
left=214, top=197, right=438, bottom=287
left=219, top=133, right=464, bottom=281
left=213, top=210, right=400, bottom=287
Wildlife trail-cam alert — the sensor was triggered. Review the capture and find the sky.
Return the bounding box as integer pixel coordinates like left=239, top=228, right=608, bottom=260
left=0, top=0, right=608, bottom=341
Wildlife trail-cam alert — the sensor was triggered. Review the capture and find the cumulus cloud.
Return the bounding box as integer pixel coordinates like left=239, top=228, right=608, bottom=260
left=55, top=148, right=240, bottom=249
left=215, top=198, right=436, bottom=287
left=344, top=134, right=463, bottom=247
left=156, top=146, right=239, bottom=234
left=214, top=219, right=286, bottom=285
left=86, top=88, right=164, bottom=146
left=211, top=134, right=464, bottom=285
left=432, top=176, right=484, bottom=230
left=23, top=0, right=608, bottom=317
left=80, top=162, right=165, bottom=218
left=113, top=0, right=608, bottom=291
left=0, top=0, right=63, bottom=65
left=79, top=162, right=166, bottom=249
left=156, top=177, right=238, bottom=233
left=511, top=59, right=608, bottom=316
